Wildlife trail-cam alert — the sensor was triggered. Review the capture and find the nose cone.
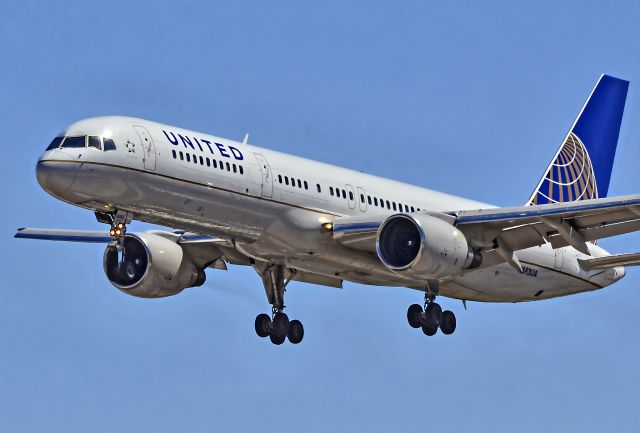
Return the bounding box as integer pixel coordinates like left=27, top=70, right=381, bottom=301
left=36, top=160, right=79, bottom=197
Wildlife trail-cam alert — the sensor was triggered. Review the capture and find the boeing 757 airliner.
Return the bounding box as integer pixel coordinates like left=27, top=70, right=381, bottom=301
left=16, top=75, right=638, bottom=344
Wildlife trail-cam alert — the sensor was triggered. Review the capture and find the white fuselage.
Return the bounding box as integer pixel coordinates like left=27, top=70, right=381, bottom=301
left=35, top=116, right=624, bottom=302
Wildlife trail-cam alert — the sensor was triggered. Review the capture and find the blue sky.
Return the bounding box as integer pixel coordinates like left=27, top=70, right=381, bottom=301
left=2, top=1, right=640, bottom=432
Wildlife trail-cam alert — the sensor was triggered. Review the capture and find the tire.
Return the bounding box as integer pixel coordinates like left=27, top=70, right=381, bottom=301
left=425, top=302, right=443, bottom=326
left=254, top=313, right=271, bottom=338
left=421, top=322, right=438, bottom=336
left=271, top=312, right=289, bottom=338
left=440, top=310, right=456, bottom=335
left=407, top=304, right=423, bottom=328
left=269, top=332, right=286, bottom=345
left=287, top=319, right=304, bottom=344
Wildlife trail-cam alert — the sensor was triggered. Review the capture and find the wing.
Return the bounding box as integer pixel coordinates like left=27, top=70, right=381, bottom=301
left=454, top=194, right=640, bottom=254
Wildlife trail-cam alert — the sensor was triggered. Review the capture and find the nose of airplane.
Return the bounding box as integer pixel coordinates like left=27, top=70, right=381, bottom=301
left=36, top=160, right=79, bottom=196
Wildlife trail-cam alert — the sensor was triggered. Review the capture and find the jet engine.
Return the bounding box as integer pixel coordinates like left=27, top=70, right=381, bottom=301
left=376, top=213, right=481, bottom=279
left=103, top=232, right=205, bottom=298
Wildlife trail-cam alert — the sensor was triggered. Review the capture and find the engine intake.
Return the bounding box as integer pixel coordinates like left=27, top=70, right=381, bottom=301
left=376, top=213, right=481, bottom=279
left=104, top=232, right=205, bottom=298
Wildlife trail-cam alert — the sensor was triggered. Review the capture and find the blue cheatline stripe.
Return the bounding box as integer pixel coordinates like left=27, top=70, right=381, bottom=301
left=456, top=197, right=640, bottom=224
left=333, top=222, right=381, bottom=233
left=14, top=233, right=110, bottom=243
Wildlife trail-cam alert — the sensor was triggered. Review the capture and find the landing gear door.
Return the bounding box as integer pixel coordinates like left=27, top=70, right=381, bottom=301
left=253, top=153, right=273, bottom=198
left=133, top=125, right=156, bottom=171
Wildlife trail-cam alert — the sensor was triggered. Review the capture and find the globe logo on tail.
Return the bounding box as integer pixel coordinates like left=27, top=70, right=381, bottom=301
left=529, top=132, right=598, bottom=205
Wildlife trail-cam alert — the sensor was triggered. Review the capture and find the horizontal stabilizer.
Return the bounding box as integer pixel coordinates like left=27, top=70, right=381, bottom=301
left=578, top=253, right=640, bottom=270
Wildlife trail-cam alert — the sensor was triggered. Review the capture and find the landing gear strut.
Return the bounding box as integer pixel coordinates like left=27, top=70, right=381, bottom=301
left=96, top=210, right=133, bottom=248
left=254, top=264, right=304, bottom=345
left=406, top=280, right=456, bottom=336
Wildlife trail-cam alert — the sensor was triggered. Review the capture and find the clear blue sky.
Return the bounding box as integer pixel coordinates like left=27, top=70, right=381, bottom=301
left=2, top=1, right=640, bottom=432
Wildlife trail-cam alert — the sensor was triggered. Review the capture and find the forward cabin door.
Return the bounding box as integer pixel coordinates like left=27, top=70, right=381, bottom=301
left=133, top=125, right=156, bottom=171
left=253, top=153, right=273, bottom=198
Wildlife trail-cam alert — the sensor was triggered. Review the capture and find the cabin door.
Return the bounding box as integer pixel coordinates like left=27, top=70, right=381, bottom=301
left=133, top=125, right=156, bottom=171
left=253, top=153, right=273, bottom=198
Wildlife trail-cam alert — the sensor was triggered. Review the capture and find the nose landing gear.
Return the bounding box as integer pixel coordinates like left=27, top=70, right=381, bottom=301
left=254, top=264, right=304, bottom=345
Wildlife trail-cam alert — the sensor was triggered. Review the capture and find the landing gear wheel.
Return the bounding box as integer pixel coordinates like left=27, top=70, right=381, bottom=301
left=425, top=302, right=443, bottom=326
left=254, top=313, right=271, bottom=338
left=421, top=322, right=438, bottom=336
left=271, top=312, right=289, bottom=339
left=407, top=304, right=423, bottom=328
left=440, top=310, right=456, bottom=335
left=287, top=319, right=304, bottom=344
left=269, top=332, right=286, bottom=345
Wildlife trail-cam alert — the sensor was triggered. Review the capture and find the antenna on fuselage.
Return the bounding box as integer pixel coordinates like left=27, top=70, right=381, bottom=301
left=242, top=133, right=249, bottom=146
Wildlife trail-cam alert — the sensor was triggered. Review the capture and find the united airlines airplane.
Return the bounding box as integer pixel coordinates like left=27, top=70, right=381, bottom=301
left=16, top=75, right=639, bottom=345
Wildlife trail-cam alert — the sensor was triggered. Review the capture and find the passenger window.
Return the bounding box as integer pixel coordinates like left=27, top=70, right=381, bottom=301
left=342, top=190, right=346, bottom=199
left=386, top=200, right=390, bottom=209
left=212, top=159, right=217, bottom=168
left=233, top=164, right=237, bottom=173
left=329, top=187, right=334, bottom=196
left=239, top=166, right=244, bottom=175
left=172, top=149, right=177, bottom=159
left=206, top=157, right=210, bottom=167
left=219, top=161, right=224, bottom=170
left=179, top=151, right=184, bottom=161
left=46, top=137, right=64, bottom=150
left=61, top=136, right=86, bottom=148
left=278, top=175, right=283, bottom=184
left=297, top=179, right=302, bottom=188
left=226, top=162, right=230, bottom=171
left=411, top=206, right=415, bottom=212
left=367, top=196, right=372, bottom=205
left=304, top=181, right=308, bottom=190
left=349, top=191, right=354, bottom=200
left=291, top=178, right=296, bottom=187
left=199, top=156, right=204, bottom=165
left=285, top=176, right=289, bottom=186
left=88, top=136, right=102, bottom=150
left=186, top=154, right=190, bottom=162
left=374, top=197, right=378, bottom=206
left=103, top=138, right=117, bottom=151
left=316, top=184, right=321, bottom=193
left=392, top=202, right=397, bottom=211
left=193, top=155, right=198, bottom=164
left=360, top=194, right=365, bottom=203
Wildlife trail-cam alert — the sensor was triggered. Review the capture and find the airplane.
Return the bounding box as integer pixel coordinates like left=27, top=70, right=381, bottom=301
left=16, top=74, right=640, bottom=345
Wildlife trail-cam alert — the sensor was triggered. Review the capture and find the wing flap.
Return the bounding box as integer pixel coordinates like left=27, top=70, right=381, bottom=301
left=578, top=253, right=640, bottom=270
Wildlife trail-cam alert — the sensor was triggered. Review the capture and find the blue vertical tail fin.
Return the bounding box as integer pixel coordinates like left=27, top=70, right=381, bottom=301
left=528, top=74, right=629, bottom=205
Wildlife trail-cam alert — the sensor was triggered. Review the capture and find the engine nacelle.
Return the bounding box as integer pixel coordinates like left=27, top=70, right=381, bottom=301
left=376, top=213, right=481, bottom=279
left=103, top=232, right=205, bottom=298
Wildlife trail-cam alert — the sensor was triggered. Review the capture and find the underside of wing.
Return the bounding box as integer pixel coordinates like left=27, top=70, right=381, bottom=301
left=454, top=194, right=640, bottom=254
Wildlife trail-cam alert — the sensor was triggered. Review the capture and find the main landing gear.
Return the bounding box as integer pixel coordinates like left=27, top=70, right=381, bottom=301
left=406, top=282, right=456, bottom=336
left=254, top=264, right=304, bottom=345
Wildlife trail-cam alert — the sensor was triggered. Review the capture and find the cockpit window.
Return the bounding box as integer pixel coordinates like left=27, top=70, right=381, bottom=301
left=103, top=138, right=116, bottom=151
left=46, top=137, right=64, bottom=151
left=61, top=136, right=86, bottom=148
left=88, top=136, right=102, bottom=150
